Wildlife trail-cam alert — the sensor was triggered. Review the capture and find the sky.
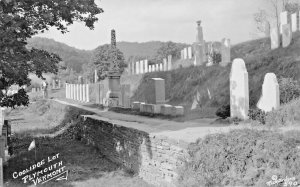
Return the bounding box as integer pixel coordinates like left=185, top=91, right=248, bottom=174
left=37, top=0, right=270, bottom=50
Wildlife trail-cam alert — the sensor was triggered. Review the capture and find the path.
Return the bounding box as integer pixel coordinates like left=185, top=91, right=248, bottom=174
left=53, top=99, right=255, bottom=143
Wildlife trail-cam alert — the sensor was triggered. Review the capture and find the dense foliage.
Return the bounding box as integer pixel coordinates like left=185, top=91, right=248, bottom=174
left=85, top=44, right=126, bottom=81
left=178, top=129, right=300, bottom=186
left=0, top=0, right=103, bottom=108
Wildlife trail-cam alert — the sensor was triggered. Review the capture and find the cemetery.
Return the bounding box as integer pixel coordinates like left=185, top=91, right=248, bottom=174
left=1, top=1, right=300, bottom=187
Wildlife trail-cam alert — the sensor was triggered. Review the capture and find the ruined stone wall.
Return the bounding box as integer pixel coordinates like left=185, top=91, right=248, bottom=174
left=75, top=116, right=189, bottom=186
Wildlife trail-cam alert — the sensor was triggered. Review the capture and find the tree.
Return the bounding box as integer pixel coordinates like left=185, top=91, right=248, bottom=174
left=155, top=41, right=185, bottom=62
left=253, top=0, right=299, bottom=35
left=90, top=44, right=126, bottom=81
left=0, top=0, right=103, bottom=108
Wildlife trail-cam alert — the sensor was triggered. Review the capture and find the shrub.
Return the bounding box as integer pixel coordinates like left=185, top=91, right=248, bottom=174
left=265, top=98, right=300, bottom=126
left=279, top=78, right=300, bottom=104
left=215, top=104, right=230, bottom=119
left=248, top=108, right=267, bottom=124
left=177, top=129, right=300, bottom=187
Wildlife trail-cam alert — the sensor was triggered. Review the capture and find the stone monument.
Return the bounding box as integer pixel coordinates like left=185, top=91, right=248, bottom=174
left=257, top=73, right=280, bottom=112
left=282, top=24, right=292, bottom=47
left=230, top=58, right=249, bottom=120
left=106, top=30, right=121, bottom=107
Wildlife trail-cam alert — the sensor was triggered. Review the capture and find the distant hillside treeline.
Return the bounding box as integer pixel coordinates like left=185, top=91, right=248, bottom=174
left=27, top=37, right=184, bottom=73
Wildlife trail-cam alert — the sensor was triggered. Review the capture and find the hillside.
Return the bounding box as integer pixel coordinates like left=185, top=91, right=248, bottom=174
left=132, top=32, right=300, bottom=111
left=27, top=37, right=93, bottom=73
left=27, top=38, right=182, bottom=73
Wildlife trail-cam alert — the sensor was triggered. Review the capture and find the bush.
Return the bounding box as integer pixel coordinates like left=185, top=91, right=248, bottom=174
left=177, top=129, right=300, bottom=187
left=248, top=108, right=267, bottom=124
left=265, top=98, right=300, bottom=126
left=215, top=104, right=230, bottom=119
left=279, top=78, right=300, bottom=104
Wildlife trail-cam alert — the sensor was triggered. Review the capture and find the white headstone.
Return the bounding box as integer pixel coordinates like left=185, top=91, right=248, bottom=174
left=167, top=55, right=172, bottom=71
left=79, top=84, right=83, bottom=101
left=163, top=58, right=167, bottom=71
left=194, top=44, right=204, bottom=66
left=221, top=38, right=231, bottom=66
left=291, top=13, right=297, bottom=32
left=136, top=61, right=140, bottom=74
left=270, top=27, right=280, bottom=49
left=144, top=60, right=148, bottom=73
left=82, top=84, right=86, bottom=102
left=155, top=64, right=159, bottom=72
left=188, top=47, right=192, bottom=59
left=280, top=11, right=288, bottom=34
left=140, top=60, right=144, bottom=74
left=282, top=23, right=292, bottom=47
left=132, top=62, right=135, bottom=75
left=230, top=58, right=249, bottom=120
left=159, top=63, right=163, bottom=71
left=94, top=69, right=98, bottom=83
left=257, top=73, right=280, bottom=112
left=183, top=48, right=188, bottom=59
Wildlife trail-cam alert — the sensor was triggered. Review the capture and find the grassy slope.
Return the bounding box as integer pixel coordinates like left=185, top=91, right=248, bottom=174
left=132, top=32, right=300, bottom=111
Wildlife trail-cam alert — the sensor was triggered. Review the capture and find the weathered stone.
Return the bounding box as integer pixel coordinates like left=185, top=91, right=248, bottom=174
left=159, top=63, right=163, bottom=71
left=145, top=78, right=165, bottom=105
left=163, top=58, right=167, bottom=71
left=220, top=38, right=231, bottom=66
left=264, top=21, right=270, bottom=37
left=160, top=105, right=173, bottom=115
left=144, top=60, right=148, bottom=73
left=94, top=69, right=98, bottom=83
left=196, top=20, right=204, bottom=44
left=230, top=58, right=249, bottom=120
left=136, top=61, right=140, bottom=74
left=86, top=84, right=90, bottom=102
left=140, top=60, right=144, bottom=74
left=280, top=11, right=288, bottom=34
left=143, top=104, right=161, bottom=114
left=291, top=13, right=297, bottom=32
left=132, top=102, right=141, bottom=110
left=282, top=24, right=292, bottom=47
left=167, top=55, right=172, bottom=71
left=171, top=106, right=184, bottom=116
left=187, top=46, right=192, bottom=59
left=270, top=27, right=280, bottom=49
left=79, top=84, right=83, bottom=102
left=155, top=64, right=159, bottom=72
left=82, top=84, right=86, bottom=102
left=194, top=44, right=204, bottom=66
left=257, top=73, right=280, bottom=112
left=183, top=48, right=188, bottom=59
left=119, top=85, right=131, bottom=108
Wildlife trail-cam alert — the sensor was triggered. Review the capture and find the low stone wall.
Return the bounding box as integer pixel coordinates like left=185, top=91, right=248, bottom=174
left=73, top=116, right=189, bottom=186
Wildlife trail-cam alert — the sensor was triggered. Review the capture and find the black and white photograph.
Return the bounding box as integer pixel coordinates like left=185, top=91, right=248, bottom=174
left=0, top=0, right=300, bottom=186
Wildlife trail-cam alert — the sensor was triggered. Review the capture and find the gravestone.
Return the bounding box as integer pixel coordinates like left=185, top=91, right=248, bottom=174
left=86, top=84, right=90, bottom=102
left=128, top=63, right=131, bottom=75
left=220, top=38, right=231, bottom=67
left=270, top=27, right=280, bottom=49
left=136, top=61, right=140, bottom=74
left=230, top=58, right=249, bottom=120
left=280, top=11, right=288, bottom=34
left=183, top=48, right=188, bottom=59
left=140, top=60, right=144, bottom=74
left=161, top=104, right=173, bottom=115
left=94, top=69, right=98, bottom=83
left=144, top=60, right=148, bottom=73
left=257, top=73, right=280, bottom=112
left=163, top=58, right=167, bottom=71
left=282, top=24, right=292, bottom=47
left=148, top=65, right=152, bottom=73
left=119, top=85, right=130, bottom=108
left=194, top=44, right=204, bottom=66
left=291, top=13, right=297, bottom=32
left=159, top=63, right=163, bottom=71
left=155, top=64, right=159, bottom=72
left=79, top=84, right=83, bottom=101
left=145, top=78, right=165, bottom=104
left=76, top=84, right=79, bottom=101
left=264, top=21, right=270, bottom=37
left=188, top=46, right=192, bottom=59
left=167, top=55, right=172, bottom=71
left=196, top=20, right=204, bottom=44
left=132, top=102, right=141, bottom=110
left=82, top=84, right=86, bottom=102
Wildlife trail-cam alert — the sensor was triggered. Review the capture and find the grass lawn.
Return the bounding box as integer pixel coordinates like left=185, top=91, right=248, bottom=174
left=5, top=98, right=153, bottom=187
